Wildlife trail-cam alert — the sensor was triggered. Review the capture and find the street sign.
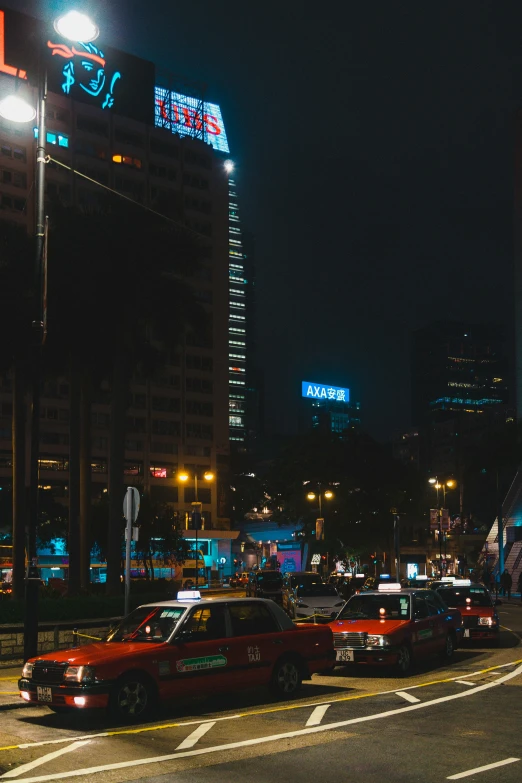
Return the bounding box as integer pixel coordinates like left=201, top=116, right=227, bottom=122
left=123, top=487, right=140, bottom=523
left=218, top=556, right=227, bottom=565
left=311, top=554, right=321, bottom=565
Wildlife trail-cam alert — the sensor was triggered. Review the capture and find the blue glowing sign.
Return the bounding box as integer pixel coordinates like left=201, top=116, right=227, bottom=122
left=47, top=39, right=121, bottom=110
left=302, top=382, right=350, bottom=403
left=154, top=87, right=230, bottom=153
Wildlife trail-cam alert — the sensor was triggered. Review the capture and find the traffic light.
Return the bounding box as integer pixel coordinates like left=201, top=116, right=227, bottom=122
left=370, top=553, right=377, bottom=564
left=321, top=555, right=327, bottom=562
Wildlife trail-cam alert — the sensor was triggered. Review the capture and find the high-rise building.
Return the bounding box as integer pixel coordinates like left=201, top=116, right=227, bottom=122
left=0, top=7, right=239, bottom=576
left=299, top=381, right=360, bottom=436
left=411, top=321, right=511, bottom=476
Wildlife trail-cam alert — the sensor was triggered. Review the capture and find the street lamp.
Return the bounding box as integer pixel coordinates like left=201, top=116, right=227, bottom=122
left=0, top=9, right=98, bottom=661
left=428, top=477, right=457, bottom=577
left=178, top=470, right=214, bottom=588
left=306, top=483, right=334, bottom=573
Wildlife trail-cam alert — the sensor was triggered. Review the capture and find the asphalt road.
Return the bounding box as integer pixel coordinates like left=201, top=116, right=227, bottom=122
left=0, top=601, right=521, bottom=783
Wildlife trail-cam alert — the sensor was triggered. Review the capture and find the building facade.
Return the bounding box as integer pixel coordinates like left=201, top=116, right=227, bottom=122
left=0, top=7, right=239, bottom=578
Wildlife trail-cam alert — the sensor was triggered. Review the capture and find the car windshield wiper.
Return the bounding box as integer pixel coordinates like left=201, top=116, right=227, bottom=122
left=339, top=611, right=368, bottom=619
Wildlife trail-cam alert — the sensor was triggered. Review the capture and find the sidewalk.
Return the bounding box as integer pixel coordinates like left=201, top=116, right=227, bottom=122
left=0, top=662, right=25, bottom=710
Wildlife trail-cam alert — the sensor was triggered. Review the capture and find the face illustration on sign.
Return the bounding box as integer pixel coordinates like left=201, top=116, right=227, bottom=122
left=47, top=39, right=121, bottom=109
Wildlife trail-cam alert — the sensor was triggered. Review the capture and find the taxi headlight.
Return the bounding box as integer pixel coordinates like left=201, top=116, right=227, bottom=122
left=479, top=617, right=494, bottom=626
left=64, top=665, right=96, bottom=683
left=22, top=662, right=34, bottom=679
left=366, top=635, right=391, bottom=647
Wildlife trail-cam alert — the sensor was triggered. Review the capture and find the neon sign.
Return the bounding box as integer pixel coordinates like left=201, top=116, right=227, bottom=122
left=47, top=39, right=121, bottom=110
left=0, top=10, right=26, bottom=78
left=154, top=87, right=230, bottom=153
left=302, top=382, right=350, bottom=403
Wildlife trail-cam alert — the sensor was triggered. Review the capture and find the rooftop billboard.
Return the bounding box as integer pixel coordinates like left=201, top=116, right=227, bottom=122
left=154, top=86, right=230, bottom=153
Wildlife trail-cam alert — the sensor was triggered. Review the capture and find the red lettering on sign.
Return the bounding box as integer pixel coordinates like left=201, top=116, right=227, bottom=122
left=204, top=114, right=221, bottom=136
left=0, top=11, right=27, bottom=79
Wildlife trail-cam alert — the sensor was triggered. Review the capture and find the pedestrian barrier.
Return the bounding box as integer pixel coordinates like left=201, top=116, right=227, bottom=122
left=72, top=629, right=103, bottom=648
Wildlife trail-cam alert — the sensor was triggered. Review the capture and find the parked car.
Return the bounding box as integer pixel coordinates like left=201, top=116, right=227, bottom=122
left=328, top=586, right=463, bottom=674
left=285, top=581, right=345, bottom=620
left=18, top=595, right=336, bottom=720
left=282, top=572, right=323, bottom=614
left=246, top=570, right=283, bottom=602
left=432, top=581, right=501, bottom=644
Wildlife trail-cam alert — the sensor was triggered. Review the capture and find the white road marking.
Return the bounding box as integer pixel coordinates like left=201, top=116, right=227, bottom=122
left=395, top=691, right=420, bottom=704
left=175, top=721, right=215, bottom=750
left=447, top=757, right=520, bottom=779
left=306, top=704, right=330, bottom=726
left=6, top=662, right=522, bottom=783
left=455, top=681, right=475, bottom=686
left=0, top=741, right=90, bottom=779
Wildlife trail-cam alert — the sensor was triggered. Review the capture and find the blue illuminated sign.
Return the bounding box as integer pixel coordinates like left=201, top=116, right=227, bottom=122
left=47, top=39, right=121, bottom=110
left=154, top=87, right=230, bottom=153
left=302, top=382, right=350, bottom=403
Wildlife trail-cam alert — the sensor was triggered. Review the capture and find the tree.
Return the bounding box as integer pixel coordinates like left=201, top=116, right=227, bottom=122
left=133, top=493, right=189, bottom=579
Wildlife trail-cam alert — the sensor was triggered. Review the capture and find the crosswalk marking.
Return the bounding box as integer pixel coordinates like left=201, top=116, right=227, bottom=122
left=395, top=691, right=420, bottom=704
left=306, top=704, right=330, bottom=726
left=176, top=721, right=216, bottom=750
left=1, top=740, right=91, bottom=778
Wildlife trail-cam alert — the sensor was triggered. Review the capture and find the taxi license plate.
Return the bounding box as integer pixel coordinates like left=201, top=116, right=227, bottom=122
left=336, top=649, right=354, bottom=662
left=37, top=686, right=52, bottom=702
left=464, top=629, right=470, bottom=638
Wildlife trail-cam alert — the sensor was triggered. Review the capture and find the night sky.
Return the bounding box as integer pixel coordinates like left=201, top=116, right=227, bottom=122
left=4, top=0, right=522, bottom=441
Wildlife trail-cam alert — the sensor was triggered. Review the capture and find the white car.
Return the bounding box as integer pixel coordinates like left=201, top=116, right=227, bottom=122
left=286, top=582, right=345, bottom=620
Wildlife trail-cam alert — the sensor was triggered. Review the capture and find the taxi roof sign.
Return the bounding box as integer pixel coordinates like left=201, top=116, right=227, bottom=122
left=378, top=583, right=402, bottom=591
left=176, top=590, right=202, bottom=601
left=452, top=579, right=471, bottom=586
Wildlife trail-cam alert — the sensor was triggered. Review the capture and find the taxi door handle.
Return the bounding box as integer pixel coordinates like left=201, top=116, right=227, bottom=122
left=218, top=645, right=229, bottom=652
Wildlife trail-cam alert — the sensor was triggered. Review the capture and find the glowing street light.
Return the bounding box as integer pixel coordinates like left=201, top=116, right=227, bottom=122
left=224, top=159, right=234, bottom=174
left=0, top=95, right=36, bottom=123
left=53, top=11, right=99, bottom=43
left=177, top=470, right=215, bottom=587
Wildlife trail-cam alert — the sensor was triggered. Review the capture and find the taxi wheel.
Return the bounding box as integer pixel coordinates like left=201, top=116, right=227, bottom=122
left=396, top=645, right=412, bottom=675
left=270, top=656, right=303, bottom=696
left=440, top=632, right=455, bottom=662
left=110, top=674, right=156, bottom=721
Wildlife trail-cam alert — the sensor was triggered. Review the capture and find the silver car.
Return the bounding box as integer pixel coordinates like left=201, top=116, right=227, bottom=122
left=283, top=574, right=345, bottom=620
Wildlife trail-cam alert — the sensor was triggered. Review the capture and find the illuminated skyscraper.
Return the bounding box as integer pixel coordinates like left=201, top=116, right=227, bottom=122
left=228, top=175, right=249, bottom=447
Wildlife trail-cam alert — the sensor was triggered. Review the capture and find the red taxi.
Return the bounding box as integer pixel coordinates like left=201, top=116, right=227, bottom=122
left=18, top=594, right=335, bottom=720
left=433, top=581, right=501, bottom=644
left=328, top=584, right=463, bottom=674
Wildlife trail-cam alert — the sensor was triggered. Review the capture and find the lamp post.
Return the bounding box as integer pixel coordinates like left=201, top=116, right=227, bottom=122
left=178, top=470, right=214, bottom=588
left=0, top=9, right=98, bottom=661
left=306, top=483, right=333, bottom=574
left=428, top=477, right=456, bottom=577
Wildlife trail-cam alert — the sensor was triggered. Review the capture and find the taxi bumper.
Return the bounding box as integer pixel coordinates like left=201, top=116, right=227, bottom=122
left=18, top=677, right=110, bottom=709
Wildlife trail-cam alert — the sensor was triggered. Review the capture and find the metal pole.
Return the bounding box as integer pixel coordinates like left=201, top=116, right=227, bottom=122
left=24, top=62, right=47, bottom=662
left=194, top=475, right=198, bottom=588
left=497, top=470, right=504, bottom=578
left=124, top=490, right=133, bottom=617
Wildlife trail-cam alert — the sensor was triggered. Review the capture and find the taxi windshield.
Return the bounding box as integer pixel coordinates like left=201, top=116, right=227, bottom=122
left=297, top=584, right=338, bottom=597
left=437, top=587, right=492, bottom=607
left=338, top=594, right=411, bottom=620
left=105, top=606, right=186, bottom=643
